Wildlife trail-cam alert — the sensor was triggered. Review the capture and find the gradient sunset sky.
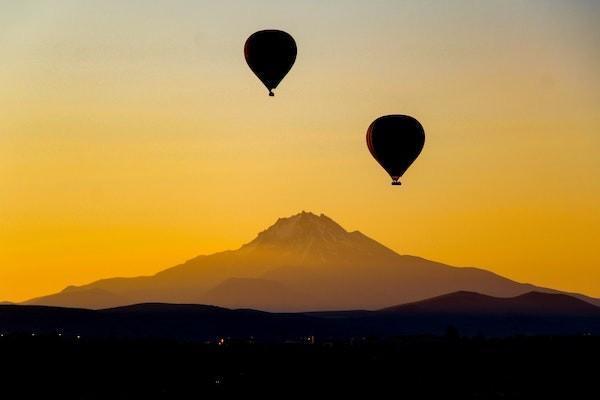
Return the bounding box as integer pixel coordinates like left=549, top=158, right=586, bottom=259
left=1, top=1, right=599, bottom=302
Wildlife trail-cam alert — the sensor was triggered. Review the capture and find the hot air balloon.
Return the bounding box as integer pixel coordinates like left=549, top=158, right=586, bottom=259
left=244, top=30, right=297, bottom=96
left=366, top=115, right=425, bottom=185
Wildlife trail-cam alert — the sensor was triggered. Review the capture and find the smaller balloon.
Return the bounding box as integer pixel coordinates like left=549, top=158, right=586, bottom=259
left=366, top=115, right=425, bottom=185
left=244, top=30, right=297, bottom=96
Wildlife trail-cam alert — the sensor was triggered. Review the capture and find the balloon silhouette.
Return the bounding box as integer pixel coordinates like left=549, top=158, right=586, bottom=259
left=244, top=30, right=297, bottom=96
left=366, top=115, right=425, bottom=185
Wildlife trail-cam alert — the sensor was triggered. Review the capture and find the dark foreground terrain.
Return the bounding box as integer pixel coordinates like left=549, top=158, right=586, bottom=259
left=1, top=291, right=598, bottom=398
left=1, top=334, right=598, bottom=398
left=3, top=291, right=600, bottom=340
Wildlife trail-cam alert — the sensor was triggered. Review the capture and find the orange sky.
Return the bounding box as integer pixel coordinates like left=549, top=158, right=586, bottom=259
left=1, top=1, right=599, bottom=301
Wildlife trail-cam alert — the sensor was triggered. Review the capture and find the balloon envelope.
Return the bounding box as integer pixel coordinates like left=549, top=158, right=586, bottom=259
left=244, top=30, right=297, bottom=96
left=366, top=115, right=425, bottom=185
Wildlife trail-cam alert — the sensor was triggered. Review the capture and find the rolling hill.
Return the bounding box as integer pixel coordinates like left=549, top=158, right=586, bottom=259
left=3, top=291, right=600, bottom=338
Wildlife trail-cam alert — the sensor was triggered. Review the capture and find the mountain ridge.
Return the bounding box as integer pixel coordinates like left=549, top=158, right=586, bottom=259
left=382, top=290, right=600, bottom=316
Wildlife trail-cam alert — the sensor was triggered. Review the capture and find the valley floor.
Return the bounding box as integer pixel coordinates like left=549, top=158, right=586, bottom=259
left=1, top=334, right=597, bottom=398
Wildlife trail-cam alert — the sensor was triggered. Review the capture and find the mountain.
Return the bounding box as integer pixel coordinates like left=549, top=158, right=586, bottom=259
left=3, top=292, right=600, bottom=339
left=24, top=211, right=600, bottom=310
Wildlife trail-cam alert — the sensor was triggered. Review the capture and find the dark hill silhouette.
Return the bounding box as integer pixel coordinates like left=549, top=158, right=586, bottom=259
left=3, top=292, right=600, bottom=339
left=383, top=291, right=600, bottom=316
left=24, top=211, right=600, bottom=310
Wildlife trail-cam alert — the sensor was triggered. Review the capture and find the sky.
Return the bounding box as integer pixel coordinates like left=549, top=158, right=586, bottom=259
left=0, top=0, right=599, bottom=302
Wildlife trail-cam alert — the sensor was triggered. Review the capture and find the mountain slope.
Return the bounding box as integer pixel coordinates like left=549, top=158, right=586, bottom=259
left=26, top=287, right=128, bottom=309
left=203, top=278, right=310, bottom=311
left=24, top=211, right=600, bottom=310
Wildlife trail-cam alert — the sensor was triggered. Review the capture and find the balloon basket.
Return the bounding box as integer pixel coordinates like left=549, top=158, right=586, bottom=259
left=391, top=181, right=401, bottom=186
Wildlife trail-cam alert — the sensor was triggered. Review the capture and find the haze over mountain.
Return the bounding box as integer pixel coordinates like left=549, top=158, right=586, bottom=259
left=25, top=211, right=600, bottom=310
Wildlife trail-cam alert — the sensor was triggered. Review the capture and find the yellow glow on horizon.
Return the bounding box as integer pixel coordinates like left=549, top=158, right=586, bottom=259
left=1, top=1, right=599, bottom=301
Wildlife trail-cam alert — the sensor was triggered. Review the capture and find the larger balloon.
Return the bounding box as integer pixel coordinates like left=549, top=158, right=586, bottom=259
left=244, top=30, right=297, bottom=96
left=366, top=115, right=425, bottom=185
